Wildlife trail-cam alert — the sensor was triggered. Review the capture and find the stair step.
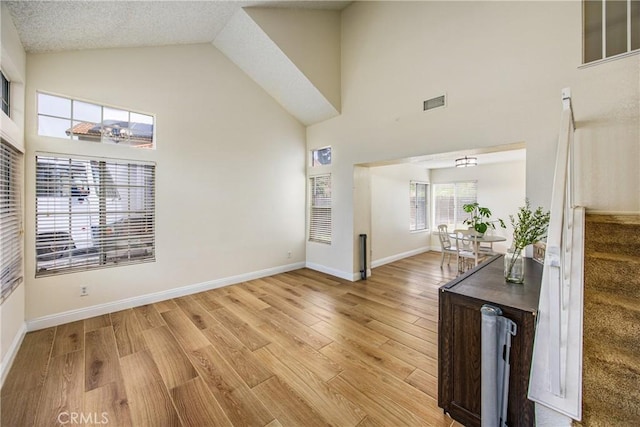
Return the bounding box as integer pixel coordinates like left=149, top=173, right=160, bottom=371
left=583, top=291, right=640, bottom=355
left=585, top=215, right=640, bottom=258
left=584, top=253, right=640, bottom=297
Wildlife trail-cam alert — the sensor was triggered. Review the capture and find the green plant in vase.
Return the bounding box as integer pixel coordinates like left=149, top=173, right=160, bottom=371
left=505, top=199, right=550, bottom=283
left=462, top=202, right=506, bottom=235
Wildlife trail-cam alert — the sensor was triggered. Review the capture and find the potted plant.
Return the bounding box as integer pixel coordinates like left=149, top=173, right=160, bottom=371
left=505, top=199, right=550, bottom=283
left=462, top=202, right=506, bottom=236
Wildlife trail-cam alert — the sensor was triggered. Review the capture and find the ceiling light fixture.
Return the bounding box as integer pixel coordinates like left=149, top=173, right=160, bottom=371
left=455, top=156, right=477, bottom=167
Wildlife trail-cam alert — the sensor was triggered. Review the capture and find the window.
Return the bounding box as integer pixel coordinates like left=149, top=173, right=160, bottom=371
left=1, top=71, right=9, bottom=117
left=433, top=181, right=477, bottom=229
left=311, top=147, right=332, bottom=167
left=35, top=154, right=155, bottom=276
left=37, top=92, right=155, bottom=148
left=583, top=0, right=640, bottom=63
left=410, top=181, right=428, bottom=231
left=1, top=139, right=22, bottom=303
left=309, top=174, right=331, bottom=244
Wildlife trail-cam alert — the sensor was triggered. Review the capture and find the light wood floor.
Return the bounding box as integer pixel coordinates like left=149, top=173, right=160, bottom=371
left=1, top=251, right=463, bottom=427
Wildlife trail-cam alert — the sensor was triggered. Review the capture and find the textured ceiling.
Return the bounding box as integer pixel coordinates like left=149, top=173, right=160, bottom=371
left=4, top=0, right=351, bottom=53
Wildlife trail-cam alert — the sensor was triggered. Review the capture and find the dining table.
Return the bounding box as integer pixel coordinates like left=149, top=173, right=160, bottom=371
left=451, top=229, right=507, bottom=267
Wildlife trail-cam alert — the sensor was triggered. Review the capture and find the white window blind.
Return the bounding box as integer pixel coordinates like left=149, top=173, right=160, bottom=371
left=1, top=139, right=22, bottom=303
left=309, top=174, right=331, bottom=244
left=433, top=181, right=477, bottom=229
left=410, top=182, right=428, bottom=231
left=35, top=154, right=155, bottom=276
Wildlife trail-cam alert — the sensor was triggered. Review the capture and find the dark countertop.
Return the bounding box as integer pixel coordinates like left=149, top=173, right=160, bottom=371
left=439, top=255, right=542, bottom=314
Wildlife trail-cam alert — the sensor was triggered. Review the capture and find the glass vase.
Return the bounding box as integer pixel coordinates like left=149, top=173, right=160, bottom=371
left=504, top=247, right=524, bottom=284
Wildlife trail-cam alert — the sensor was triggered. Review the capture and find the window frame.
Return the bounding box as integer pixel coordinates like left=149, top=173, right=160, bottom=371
left=582, top=0, right=640, bottom=65
left=35, top=153, right=156, bottom=277
left=310, top=146, right=332, bottom=167
left=432, top=181, right=478, bottom=230
left=1, top=70, right=10, bottom=117
left=409, top=181, right=429, bottom=232
left=1, top=139, right=23, bottom=304
left=309, top=174, right=332, bottom=245
left=36, top=91, right=156, bottom=149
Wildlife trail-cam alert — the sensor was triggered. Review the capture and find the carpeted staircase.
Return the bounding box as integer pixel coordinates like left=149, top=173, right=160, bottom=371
left=577, top=214, right=640, bottom=426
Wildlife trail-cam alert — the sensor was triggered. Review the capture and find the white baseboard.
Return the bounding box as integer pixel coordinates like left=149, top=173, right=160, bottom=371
left=371, top=246, right=433, bottom=268
left=26, top=262, right=305, bottom=331
left=0, top=322, right=27, bottom=388
left=305, top=262, right=355, bottom=282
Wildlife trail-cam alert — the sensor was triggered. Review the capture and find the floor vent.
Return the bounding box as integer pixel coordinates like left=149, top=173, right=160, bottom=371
left=423, top=95, right=446, bottom=111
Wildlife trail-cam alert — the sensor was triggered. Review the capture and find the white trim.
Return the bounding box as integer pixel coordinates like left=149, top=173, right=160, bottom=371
left=26, top=262, right=305, bottom=331
left=305, top=261, right=354, bottom=282
left=579, top=48, right=640, bottom=69
left=584, top=209, right=640, bottom=216
left=371, top=246, right=433, bottom=269
left=0, top=321, right=27, bottom=388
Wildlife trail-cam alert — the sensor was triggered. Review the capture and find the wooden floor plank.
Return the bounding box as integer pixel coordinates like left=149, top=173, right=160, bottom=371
left=406, top=368, right=439, bottom=401
left=174, top=295, right=219, bottom=330
left=110, top=309, right=147, bottom=357
left=187, top=344, right=275, bottom=427
left=208, top=306, right=270, bottom=351
left=84, top=314, right=112, bottom=332
left=160, top=308, right=211, bottom=352
left=153, top=298, right=179, bottom=313
left=171, top=376, right=233, bottom=427
left=52, top=320, right=84, bottom=357
left=1, top=328, right=55, bottom=395
left=254, top=344, right=365, bottom=427
left=120, top=349, right=181, bottom=426
left=33, top=350, right=84, bottom=427
left=85, top=326, right=123, bottom=392
left=84, top=380, right=133, bottom=427
left=366, top=319, right=436, bottom=358
left=133, top=304, right=166, bottom=330
left=0, top=387, right=42, bottom=427
left=379, top=339, right=438, bottom=377
left=200, top=327, right=273, bottom=388
left=142, top=325, right=198, bottom=389
left=252, top=376, right=331, bottom=427
left=226, top=285, right=271, bottom=311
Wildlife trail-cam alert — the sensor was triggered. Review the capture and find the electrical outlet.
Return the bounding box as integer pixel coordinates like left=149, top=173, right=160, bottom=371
left=80, top=286, right=88, bottom=297
left=287, top=251, right=292, bottom=259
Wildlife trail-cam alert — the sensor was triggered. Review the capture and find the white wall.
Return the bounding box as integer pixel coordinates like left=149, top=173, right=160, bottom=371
left=370, top=163, right=431, bottom=266
left=306, top=0, right=639, bottom=278
left=246, top=7, right=341, bottom=111
left=1, top=2, right=27, bottom=385
left=24, top=43, right=306, bottom=322
left=430, top=160, right=527, bottom=253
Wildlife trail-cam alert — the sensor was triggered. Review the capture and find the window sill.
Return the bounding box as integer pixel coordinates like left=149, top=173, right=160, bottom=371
left=410, top=229, right=430, bottom=234
left=579, top=49, right=639, bottom=69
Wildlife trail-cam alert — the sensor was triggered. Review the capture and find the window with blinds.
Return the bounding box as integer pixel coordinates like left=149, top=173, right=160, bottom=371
left=1, top=139, right=22, bottom=304
left=410, top=182, right=428, bottom=231
left=35, top=154, right=155, bottom=276
left=309, top=174, right=331, bottom=244
left=433, top=181, right=477, bottom=229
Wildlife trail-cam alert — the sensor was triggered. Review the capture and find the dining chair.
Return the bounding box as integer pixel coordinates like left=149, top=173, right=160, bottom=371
left=454, top=230, right=489, bottom=274
left=437, top=224, right=458, bottom=268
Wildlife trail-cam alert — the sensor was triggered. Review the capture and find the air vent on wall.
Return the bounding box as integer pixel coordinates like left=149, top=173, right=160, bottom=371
left=423, top=95, right=446, bottom=111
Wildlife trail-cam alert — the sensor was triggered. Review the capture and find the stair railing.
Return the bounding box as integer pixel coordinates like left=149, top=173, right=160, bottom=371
left=528, top=88, right=585, bottom=420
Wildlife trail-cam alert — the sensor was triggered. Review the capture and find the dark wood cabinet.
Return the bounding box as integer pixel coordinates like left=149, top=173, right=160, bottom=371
left=438, top=255, right=542, bottom=427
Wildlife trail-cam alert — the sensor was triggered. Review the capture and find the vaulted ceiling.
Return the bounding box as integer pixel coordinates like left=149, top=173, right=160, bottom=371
left=4, top=0, right=351, bottom=125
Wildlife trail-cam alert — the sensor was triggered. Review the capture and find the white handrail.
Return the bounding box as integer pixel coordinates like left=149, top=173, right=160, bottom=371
left=528, top=88, right=584, bottom=420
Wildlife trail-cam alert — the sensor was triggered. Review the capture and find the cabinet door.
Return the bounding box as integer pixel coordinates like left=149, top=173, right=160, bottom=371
left=439, top=291, right=536, bottom=427
left=439, top=292, right=482, bottom=426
